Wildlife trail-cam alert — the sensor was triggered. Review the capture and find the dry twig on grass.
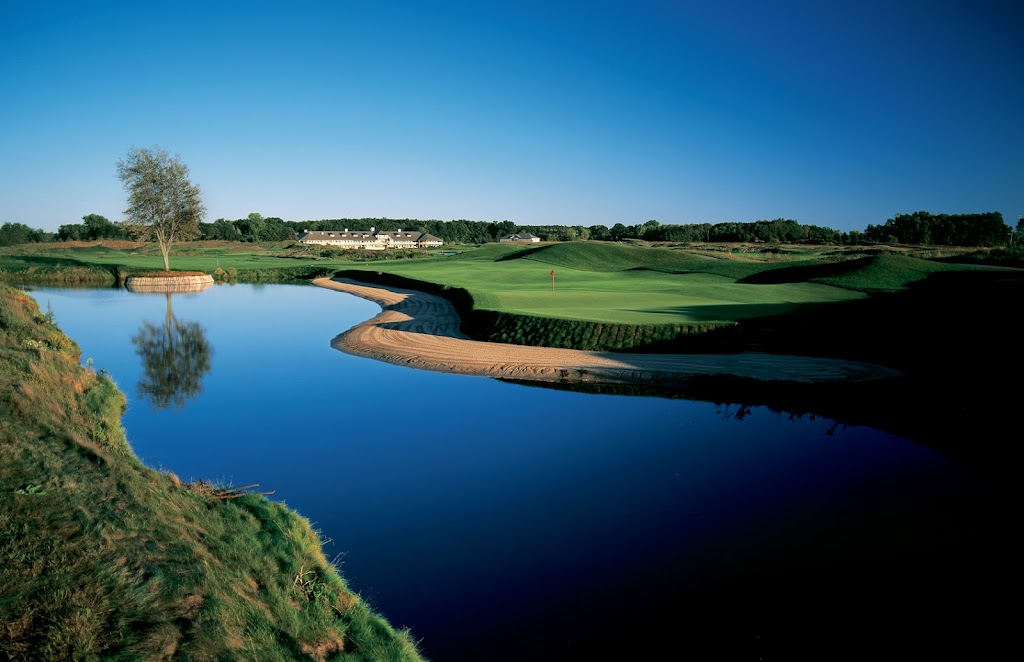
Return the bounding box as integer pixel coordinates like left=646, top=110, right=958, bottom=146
left=187, top=480, right=275, bottom=499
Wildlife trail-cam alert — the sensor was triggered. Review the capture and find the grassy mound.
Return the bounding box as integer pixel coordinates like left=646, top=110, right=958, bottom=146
left=741, top=253, right=976, bottom=291
left=497, top=242, right=696, bottom=272
left=811, top=252, right=975, bottom=291
left=444, top=243, right=528, bottom=261
left=3, top=239, right=1014, bottom=329
left=0, top=284, right=425, bottom=661
left=494, top=241, right=809, bottom=279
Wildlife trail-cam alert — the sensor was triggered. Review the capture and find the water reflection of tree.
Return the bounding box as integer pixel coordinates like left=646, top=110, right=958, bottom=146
left=132, top=293, right=212, bottom=410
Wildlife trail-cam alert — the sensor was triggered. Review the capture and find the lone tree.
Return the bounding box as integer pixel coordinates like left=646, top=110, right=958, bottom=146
left=117, top=146, right=205, bottom=271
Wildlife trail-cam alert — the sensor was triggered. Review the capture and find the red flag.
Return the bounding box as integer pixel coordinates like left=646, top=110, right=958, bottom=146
left=550, top=269, right=554, bottom=276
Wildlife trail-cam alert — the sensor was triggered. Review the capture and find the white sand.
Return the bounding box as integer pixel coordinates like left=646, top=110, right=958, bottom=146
left=313, top=277, right=903, bottom=387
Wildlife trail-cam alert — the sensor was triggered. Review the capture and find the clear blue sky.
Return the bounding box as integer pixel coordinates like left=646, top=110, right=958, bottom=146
left=2, top=0, right=1022, bottom=233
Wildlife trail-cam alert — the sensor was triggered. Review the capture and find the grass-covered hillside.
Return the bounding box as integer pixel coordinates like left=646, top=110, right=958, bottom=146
left=0, top=239, right=1012, bottom=325
left=0, top=283, right=425, bottom=661
left=2, top=238, right=1020, bottom=357
left=327, top=242, right=1014, bottom=325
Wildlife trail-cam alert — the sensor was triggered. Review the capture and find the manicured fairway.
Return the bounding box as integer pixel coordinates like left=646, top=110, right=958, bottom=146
left=340, top=257, right=866, bottom=323
left=1, top=240, right=992, bottom=326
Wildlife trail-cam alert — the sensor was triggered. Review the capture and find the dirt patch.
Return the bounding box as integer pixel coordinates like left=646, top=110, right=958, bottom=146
left=57, top=240, right=143, bottom=249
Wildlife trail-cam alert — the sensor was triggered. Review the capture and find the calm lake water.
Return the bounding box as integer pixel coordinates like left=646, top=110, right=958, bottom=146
left=26, top=283, right=1013, bottom=660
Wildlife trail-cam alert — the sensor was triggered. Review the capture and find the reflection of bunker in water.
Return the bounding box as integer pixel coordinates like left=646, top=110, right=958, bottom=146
left=124, top=274, right=214, bottom=293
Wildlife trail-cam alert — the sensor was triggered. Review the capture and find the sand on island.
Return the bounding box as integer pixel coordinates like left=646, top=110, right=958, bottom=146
left=313, top=277, right=903, bottom=387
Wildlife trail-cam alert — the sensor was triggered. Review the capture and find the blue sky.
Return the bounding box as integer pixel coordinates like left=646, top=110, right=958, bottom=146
left=2, top=0, right=1022, bottom=233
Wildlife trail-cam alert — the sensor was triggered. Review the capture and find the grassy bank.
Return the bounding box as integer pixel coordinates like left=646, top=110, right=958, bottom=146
left=333, top=241, right=1011, bottom=322
left=327, top=244, right=1024, bottom=484
left=0, top=240, right=445, bottom=286
left=0, top=283, right=425, bottom=660
left=331, top=242, right=1018, bottom=359
left=2, top=239, right=1020, bottom=357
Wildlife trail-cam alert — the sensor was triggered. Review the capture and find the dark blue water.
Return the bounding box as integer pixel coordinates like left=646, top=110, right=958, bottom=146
left=26, top=283, right=1013, bottom=660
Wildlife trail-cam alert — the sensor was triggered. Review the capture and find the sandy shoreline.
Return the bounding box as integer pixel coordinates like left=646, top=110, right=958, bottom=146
left=313, top=277, right=903, bottom=388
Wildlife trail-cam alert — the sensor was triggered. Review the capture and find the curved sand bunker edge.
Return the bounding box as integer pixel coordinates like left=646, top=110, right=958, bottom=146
left=312, top=277, right=903, bottom=387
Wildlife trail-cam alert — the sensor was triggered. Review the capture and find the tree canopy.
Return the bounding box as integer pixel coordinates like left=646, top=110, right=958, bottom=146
left=57, top=214, right=127, bottom=241
left=0, top=222, right=51, bottom=246
left=864, top=211, right=1008, bottom=247
left=117, top=146, right=205, bottom=270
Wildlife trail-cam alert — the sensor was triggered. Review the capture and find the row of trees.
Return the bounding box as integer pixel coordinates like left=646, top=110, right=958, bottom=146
left=57, top=213, right=129, bottom=241
left=0, top=222, right=53, bottom=246
left=6, top=147, right=1024, bottom=252
left=0, top=215, right=129, bottom=245
left=200, top=213, right=296, bottom=242
left=863, top=211, right=1014, bottom=247
left=8, top=212, right=1024, bottom=249
left=267, top=217, right=845, bottom=244
left=5, top=154, right=1022, bottom=254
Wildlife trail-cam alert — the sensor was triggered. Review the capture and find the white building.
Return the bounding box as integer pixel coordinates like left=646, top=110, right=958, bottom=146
left=297, top=227, right=443, bottom=250
left=499, top=233, right=541, bottom=243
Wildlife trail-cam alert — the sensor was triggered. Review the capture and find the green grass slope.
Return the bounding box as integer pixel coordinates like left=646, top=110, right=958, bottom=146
left=741, top=252, right=978, bottom=291
left=336, top=242, right=868, bottom=325
left=341, top=242, right=1015, bottom=323
left=812, top=252, right=976, bottom=291
left=496, top=241, right=787, bottom=278
left=2, top=239, right=1012, bottom=330
left=0, top=283, right=425, bottom=661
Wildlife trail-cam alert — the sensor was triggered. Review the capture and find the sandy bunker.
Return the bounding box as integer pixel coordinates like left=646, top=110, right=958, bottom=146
left=313, top=277, right=903, bottom=387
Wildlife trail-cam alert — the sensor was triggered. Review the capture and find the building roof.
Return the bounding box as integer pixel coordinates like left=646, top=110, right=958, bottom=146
left=377, top=230, right=426, bottom=240
left=297, top=229, right=443, bottom=244
left=297, top=230, right=374, bottom=240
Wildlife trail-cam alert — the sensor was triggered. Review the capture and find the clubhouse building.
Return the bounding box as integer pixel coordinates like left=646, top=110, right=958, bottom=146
left=297, top=227, right=443, bottom=250
left=499, top=233, right=541, bottom=243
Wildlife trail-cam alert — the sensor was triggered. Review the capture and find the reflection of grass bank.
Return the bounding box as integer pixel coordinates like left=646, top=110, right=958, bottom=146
left=505, top=370, right=1015, bottom=484
left=0, top=284, right=424, bottom=661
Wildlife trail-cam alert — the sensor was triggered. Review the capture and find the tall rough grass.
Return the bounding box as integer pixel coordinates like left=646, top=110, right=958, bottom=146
left=0, top=264, right=117, bottom=285
left=0, top=283, right=425, bottom=661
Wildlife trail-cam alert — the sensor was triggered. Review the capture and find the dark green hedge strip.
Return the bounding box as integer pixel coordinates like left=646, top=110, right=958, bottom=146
left=468, top=309, right=740, bottom=352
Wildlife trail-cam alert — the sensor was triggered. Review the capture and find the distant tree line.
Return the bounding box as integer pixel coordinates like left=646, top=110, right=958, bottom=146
left=0, top=222, right=53, bottom=246
left=284, top=218, right=502, bottom=244
left=5, top=211, right=1022, bottom=248
left=200, top=213, right=296, bottom=242
left=864, top=211, right=1011, bottom=247
left=57, top=214, right=129, bottom=241
left=0, top=214, right=130, bottom=246
left=278, top=217, right=845, bottom=244
left=526, top=218, right=845, bottom=244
